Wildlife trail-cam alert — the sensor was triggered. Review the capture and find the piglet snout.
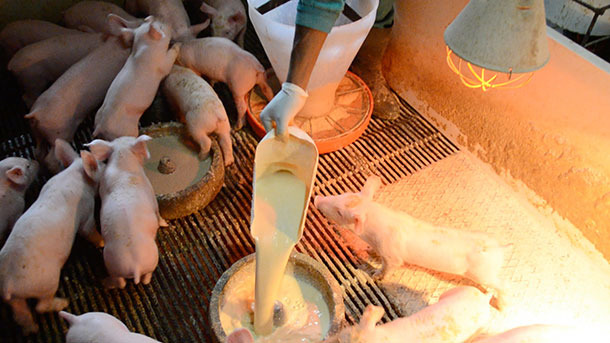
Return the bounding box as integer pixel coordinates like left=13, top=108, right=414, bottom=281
left=313, top=196, right=322, bottom=208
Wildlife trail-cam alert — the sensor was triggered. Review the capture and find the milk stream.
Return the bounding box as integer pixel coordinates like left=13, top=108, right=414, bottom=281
left=252, top=170, right=306, bottom=335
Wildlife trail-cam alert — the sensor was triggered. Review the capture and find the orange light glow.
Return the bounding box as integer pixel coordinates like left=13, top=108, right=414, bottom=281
left=446, top=47, right=535, bottom=91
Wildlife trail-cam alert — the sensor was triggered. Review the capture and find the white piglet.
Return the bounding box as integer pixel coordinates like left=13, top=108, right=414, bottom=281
left=162, top=65, right=234, bottom=165
left=60, top=311, right=162, bottom=343
left=63, top=1, right=144, bottom=35
left=93, top=16, right=180, bottom=141
left=0, top=19, right=80, bottom=57
left=177, top=37, right=275, bottom=129
left=87, top=136, right=168, bottom=289
left=8, top=32, right=105, bottom=107
left=0, top=140, right=103, bottom=334
left=0, top=157, right=38, bottom=245
left=314, top=175, right=511, bottom=310
left=125, top=0, right=209, bottom=41
left=327, top=286, right=492, bottom=343
left=470, top=324, right=605, bottom=343
left=200, top=0, right=247, bottom=47
left=25, top=36, right=130, bottom=174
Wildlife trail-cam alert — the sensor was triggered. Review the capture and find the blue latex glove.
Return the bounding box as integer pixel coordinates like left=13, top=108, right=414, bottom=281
left=260, top=82, right=308, bottom=137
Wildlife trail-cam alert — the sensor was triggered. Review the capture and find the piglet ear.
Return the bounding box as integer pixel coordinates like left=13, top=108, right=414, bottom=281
left=190, top=19, right=210, bottom=37
left=200, top=2, right=218, bottom=17
left=359, top=305, right=385, bottom=330
left=107, top=14, right=135, bottom=43
left=58, top=311, right=78, bottom=326
left=85, top=139, right=114, bottom=162
left=107, top=13, right=128, bottom=29
left=229, top=13, right=245, bottom=24
left=54, top=139, right=78, bottom=168
left=131, top=135, right=152, bottom=161
left=6, top=166, right=26, bottom=186
left=80, top=151, right=99, bottom=181
left=120, top=27, right=135, bottom=45
left=226, top=328, right=254, bottom=343
left=148, top=23, right=163, bottom=40
left=360, top=175, right=381, bottom=199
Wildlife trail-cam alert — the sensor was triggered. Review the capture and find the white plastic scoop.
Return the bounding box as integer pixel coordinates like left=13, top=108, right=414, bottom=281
left=250, top=127, right=319, bottom=335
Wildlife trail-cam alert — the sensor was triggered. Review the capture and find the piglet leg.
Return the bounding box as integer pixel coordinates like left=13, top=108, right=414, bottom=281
left=232, top=91, right=248, bottom=130
left=35, top=295, right=69, bottom=313
left=103, top=276, right=127, bottom=289
left=141, top=272, right=153, bottom=285
left=217, top=121, right=234, bottom=166
left=374, top=255, right=400, bottom=280
left=80, top=217, right=104, bottom=248
left=8, top=298, right=38, bottom=334
left=162, top=43, right=181, bottom=74
left=195, top=133, right=213, bottom=160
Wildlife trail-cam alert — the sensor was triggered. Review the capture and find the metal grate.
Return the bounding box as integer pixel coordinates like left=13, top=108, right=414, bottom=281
left=0, top=92, right=458, bottom=342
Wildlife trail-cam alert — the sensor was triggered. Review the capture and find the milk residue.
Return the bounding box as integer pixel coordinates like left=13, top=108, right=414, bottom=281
left=251, top=170, right=306, bottom=335
left=219, top=265, right=330, bottom=343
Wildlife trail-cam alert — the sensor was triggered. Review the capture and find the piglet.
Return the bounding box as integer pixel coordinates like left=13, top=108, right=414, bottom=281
left=0, top=157, right=38, bottom=245
left=0, top=19, right=80, bottom=57
left=86, top=136, right=168, bottom=289
left=470, top=324, right=608, bottom=343
left=8, top=32, right=105, bottom=107
left=314, top=175, right=512, bottom=310
left=200, top=0, right=247, bottom=47
left=25, top=36, right=130, bottom=174
left=60, top=311, right=162, bottom=343
left=162, top=65, right=234, bottom=165
left=326, top=286, right=491, bottom=343
left=177, top=37, right=275, bottom=129
left=125, top=0, right=209, bottom=41
left=63, top=1, right=143, bottom=35
left=93, top=16, right=180, bottom=141
left=0, top=140, right=103, bottom=334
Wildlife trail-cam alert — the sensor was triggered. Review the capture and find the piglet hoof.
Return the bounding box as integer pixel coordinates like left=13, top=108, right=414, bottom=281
left=372, top=271, right=384, bottom=281
left=102, top=276, right=127, bottom=289
left=158, top=216, right=169, bottom=228
left=197, top=150, right=210, bottom=161
left=35, top=297, right=69, bottom=313
left=21, top=322, right=39, bottom=335
left=234, top=117, right=245, bottom=131
left=491, top=291, right=509, bottom=312
left=141, top=272, right=153, bottom=285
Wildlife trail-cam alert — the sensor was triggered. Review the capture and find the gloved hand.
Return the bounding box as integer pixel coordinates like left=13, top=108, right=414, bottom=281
left=260, top=82, right=308, bottom=137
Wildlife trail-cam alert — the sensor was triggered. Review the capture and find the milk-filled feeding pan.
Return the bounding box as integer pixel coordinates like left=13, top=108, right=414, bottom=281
left=247, top=0, right=377, bottom=153
left=209, top=252, right=345, bottom=343
left=140, top=122, right=224, bottom=219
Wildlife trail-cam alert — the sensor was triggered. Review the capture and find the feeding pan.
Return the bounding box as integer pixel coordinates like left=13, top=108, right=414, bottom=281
left=140, top=122, right=224, bottom=220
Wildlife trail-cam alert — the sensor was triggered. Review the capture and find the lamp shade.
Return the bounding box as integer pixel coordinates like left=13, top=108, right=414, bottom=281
left=444, top=0, right=550, bottom=73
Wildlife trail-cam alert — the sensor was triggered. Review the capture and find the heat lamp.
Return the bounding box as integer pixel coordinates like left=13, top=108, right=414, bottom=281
left=444, top=0, right=550, bottom=91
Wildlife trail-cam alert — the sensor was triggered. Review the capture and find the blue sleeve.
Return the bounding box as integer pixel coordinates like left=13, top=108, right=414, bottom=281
left=296, top=0, right=344, bottom=33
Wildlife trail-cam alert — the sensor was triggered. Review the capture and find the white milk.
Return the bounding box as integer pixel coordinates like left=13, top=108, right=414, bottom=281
left=220, top=264, right=330, bottom=342
left=252, top=170, right=306, bottom=335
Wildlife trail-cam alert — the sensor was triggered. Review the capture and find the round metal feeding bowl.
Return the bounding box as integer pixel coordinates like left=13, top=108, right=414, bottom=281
left=209, top=252, right=345, bottom=343
left=246, top=69, right=373, bottom=154
left=140, top=122, right=224, bottom=220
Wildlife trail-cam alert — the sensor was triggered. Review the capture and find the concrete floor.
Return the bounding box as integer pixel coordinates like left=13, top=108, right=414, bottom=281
left=334, top=151, right=610, bottom=339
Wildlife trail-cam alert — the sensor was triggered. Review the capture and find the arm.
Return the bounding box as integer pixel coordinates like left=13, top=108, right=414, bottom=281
left=286, top=25, right=328, bottom=89
left=260, top=0, right=343, bottom=137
